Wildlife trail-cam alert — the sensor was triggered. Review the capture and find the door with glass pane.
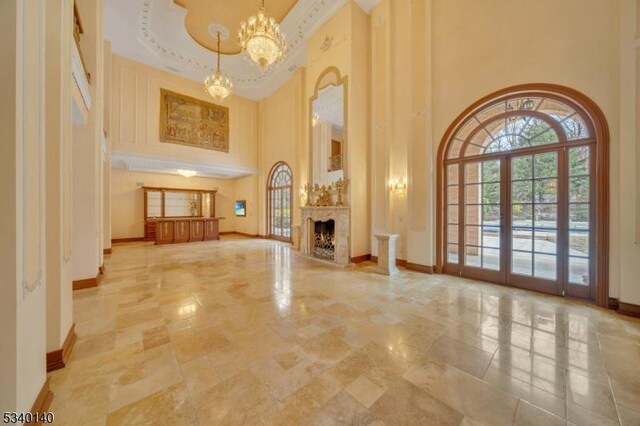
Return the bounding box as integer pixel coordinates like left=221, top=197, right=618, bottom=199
left=566, top=145, right=593, bottom=299
left=507, top=150, right=563, bottom=294
left=460, top=159, right=506, bottom=283
left=440, top=91, right=603, bottom=302
left=268, top=162, right=293, bottom=242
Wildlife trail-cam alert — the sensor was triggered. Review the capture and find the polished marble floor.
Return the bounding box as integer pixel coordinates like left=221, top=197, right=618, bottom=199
left=48, top=236, right=640, bottom=425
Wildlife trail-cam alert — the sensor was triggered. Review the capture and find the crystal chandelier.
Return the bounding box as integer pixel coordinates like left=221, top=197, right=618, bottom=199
left=204, top=32, right=233, bottom=102
left=238, top=0, right=287, bottom=69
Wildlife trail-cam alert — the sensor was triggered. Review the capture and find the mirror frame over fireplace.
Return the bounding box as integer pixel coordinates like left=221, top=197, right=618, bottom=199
left=309, top=66, right=349, bottom=192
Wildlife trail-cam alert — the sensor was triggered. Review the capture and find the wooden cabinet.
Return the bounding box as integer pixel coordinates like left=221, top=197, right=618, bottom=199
left=174, top=220, right=190, bottom=243
left=155, top=218, right=220, bottom=245
left=145, top=221, right=156, bottom=241
left=190, top=220, right=204, bottom=241
left=156, top=220, right=174, bottom=245
left=204, top=219, right=219, bottom=241
left=143, top=185, right=220, bottom=245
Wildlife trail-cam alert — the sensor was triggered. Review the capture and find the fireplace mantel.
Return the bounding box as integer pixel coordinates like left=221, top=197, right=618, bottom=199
left=300, top=206, right=350, bottom=265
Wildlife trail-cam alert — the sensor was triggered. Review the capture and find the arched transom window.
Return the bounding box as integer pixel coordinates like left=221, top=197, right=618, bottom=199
left=446, top=96, right=593, bottom=159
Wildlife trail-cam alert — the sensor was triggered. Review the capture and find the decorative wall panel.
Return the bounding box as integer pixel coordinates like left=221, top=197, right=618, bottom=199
left=410, top=0, right=427, bottom=232
left=372, top=14, right=389, bottom=232
left=20, top=0, right=46, bottom=295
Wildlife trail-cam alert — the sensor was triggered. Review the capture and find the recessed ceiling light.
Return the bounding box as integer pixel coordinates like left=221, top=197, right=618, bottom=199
left=165, top=65, right=181, bottom=73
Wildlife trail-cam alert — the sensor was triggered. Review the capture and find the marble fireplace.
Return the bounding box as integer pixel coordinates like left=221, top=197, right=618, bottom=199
left=300, top=206, right=350, bottom=265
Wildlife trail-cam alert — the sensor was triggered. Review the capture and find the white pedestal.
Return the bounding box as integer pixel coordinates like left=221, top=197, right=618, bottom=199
left=374, top=234, right=400, bottom=275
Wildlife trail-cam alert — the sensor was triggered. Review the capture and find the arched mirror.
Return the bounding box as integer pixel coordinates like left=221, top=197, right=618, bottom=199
left=309, top=67, right=348, bottom=186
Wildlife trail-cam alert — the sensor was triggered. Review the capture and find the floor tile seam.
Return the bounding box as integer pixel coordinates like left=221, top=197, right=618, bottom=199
left=606, top=367, right=625, bottom=426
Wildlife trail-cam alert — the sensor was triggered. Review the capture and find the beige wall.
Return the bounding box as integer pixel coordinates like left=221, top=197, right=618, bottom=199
left=430, top=0, right=623, bottom=298
left=234, top=175, right=259, bottom=236
left=619, top=0, right=640, bottom=304
left=73, top=0, right=104, bottom=281
left=368, top=0, right=640, bottom=304
left=111, top=170, right=237, bottom=239
left=258, top=70, right=305, bottom=237
left=0, top=0, right=48, bottom=412
left=111, top=54, right=258, bottom=170
left=303, top=1, right=371, bottom=258
left=45, top=0, right=75, bottom=354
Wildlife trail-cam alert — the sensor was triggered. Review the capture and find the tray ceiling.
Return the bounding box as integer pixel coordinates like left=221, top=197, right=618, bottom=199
left=175, top=0, right=297, bottom=55
left=105, top=0, right=380, bottom=100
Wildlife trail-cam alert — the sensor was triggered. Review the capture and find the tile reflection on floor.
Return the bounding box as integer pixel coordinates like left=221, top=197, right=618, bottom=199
left=48, top=236, right=640, bottom=425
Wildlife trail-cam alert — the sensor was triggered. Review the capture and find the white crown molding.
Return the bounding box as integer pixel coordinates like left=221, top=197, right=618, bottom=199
left=111, top=150, right=257, bottom=179
left=106, top=0, right=378, bottom=100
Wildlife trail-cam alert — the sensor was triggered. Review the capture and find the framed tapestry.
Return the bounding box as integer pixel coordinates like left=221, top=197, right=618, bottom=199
left=159, top=88, right=229, bottom=152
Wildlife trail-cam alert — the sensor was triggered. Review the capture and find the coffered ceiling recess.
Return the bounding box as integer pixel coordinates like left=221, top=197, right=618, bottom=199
left=105, top=0, right=380, bottom=100
left=176, top=0, right=297, bottom=55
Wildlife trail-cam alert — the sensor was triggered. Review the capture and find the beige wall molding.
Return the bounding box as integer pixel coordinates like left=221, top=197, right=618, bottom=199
left=46, top=324, right=77, bottom=372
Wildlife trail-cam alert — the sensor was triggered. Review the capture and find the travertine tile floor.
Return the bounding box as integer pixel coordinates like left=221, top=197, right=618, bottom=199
left=48, top=236, right=640, bottom=425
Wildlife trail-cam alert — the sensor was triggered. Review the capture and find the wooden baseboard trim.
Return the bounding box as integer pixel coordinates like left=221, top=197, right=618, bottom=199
left=369, top=256, right=408, bottom=267
left=350, top=254, right=371, bottom=263
left=99, top=263, right=105, bottom=275
left=111, top=237, right=145, bottom=243
left=73, top=271, right=99, bottom=291
left=406, top=262, right=435, bottom=274
left=220, top=231, right=261, bottom=238
left=369, top=256, right=434, bottom=273
left=618, top=301, right=640, bottom=318
left=236, top=232, right=260, bottom=238
left=608, top=297, right=619, bottom=310
left=46, top=324, right=77, bottom=372
left=103, top=248, right=112, bottom=255
left=29, top=378, right=53, bottom=424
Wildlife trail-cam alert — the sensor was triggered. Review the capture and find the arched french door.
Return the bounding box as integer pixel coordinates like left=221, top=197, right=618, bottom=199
left=267, top=162, right=293, bottom=242
left=436, top=84, right=609, bottom=306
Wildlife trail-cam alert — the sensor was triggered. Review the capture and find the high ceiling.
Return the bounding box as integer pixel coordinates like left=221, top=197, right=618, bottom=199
left=175, top=0, right=297, bottom=54
left=104, top=0, right=379, bottom=100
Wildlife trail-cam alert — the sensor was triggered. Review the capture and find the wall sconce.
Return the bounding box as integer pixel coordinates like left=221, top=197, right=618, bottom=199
left=389, top=177, right=407, bottom=193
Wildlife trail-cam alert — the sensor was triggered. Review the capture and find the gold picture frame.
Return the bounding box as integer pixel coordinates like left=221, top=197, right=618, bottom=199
left=159, top=88, right=229, bottom=152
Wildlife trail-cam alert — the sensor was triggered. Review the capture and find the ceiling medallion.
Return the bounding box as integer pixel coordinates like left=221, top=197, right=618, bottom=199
left=204, top=32, right=233, bottom=102
left=238, top=0, right=288, bottom=70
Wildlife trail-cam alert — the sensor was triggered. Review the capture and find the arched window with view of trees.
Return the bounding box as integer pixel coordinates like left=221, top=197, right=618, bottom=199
left=267, top=162, right=293, bottom=242
left=437, top=85, right=609, bottom=305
